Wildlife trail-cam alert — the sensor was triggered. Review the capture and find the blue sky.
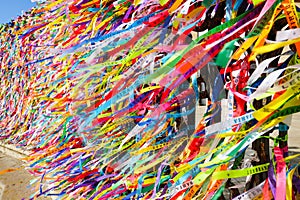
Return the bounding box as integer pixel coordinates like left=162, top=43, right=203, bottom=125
left=0, top=0, right=36, bottom=24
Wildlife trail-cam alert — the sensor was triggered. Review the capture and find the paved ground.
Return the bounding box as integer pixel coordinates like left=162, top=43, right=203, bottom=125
left=0, top=153, right=51, bottom=200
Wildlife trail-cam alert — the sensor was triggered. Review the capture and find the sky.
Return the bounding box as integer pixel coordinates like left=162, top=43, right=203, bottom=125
left=0, top=0, right=36, bottom=24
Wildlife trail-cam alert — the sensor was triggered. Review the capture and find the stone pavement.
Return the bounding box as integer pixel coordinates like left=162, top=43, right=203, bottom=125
left=0, top=152, right=51, bottom=200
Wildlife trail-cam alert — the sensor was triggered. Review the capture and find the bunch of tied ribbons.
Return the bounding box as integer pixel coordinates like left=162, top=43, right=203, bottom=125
left=1, top=0, right=300, bottom=199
